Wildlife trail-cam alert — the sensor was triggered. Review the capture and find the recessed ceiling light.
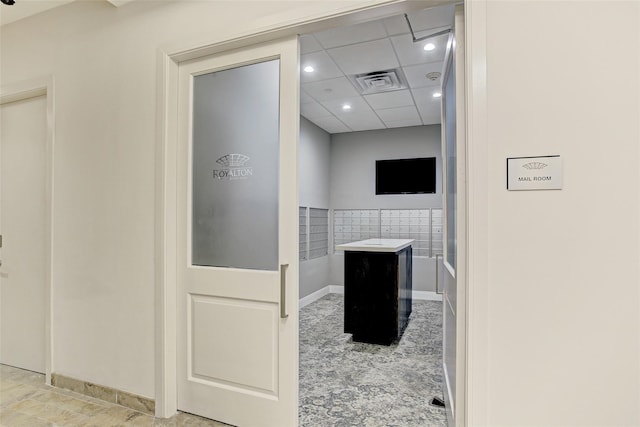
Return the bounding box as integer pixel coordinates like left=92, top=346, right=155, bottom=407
left=423, top=43, right=435, bottom=51
left=433, top=92, right=442, bottom=98
left=303, top=66, right=315, bottom=73
left=342, top=104, right=352, bottom=111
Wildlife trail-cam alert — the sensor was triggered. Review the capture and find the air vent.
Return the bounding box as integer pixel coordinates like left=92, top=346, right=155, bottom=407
left=352, top=69, right=407, bottom=94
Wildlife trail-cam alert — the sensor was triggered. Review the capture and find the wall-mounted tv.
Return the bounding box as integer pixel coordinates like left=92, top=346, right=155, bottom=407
left=376, top=157, right=436, bottom=195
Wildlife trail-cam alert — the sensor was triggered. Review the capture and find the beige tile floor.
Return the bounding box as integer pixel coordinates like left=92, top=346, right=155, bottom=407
left=0, top=364, right=231, bottom=427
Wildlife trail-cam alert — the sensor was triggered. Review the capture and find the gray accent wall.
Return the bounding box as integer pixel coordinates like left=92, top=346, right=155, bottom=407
left=330, top=125, right=442, bottom=210
left=329, top=125, right=442, bottom=292
left=299, top=117, right=331, bottom=299
left=299, top=123, right=443, bottom=296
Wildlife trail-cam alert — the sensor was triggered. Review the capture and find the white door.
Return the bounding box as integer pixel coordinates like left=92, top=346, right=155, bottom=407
left=176, top=37, right=299, bottom=427
left=441, top=5, right=466, bottom=427
left=0, top=95, right=47, bottom=374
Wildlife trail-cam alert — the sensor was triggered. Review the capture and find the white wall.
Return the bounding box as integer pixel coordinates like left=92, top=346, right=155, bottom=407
left=3, top=1, right=638, bottom=423
left=329, top=125, right=442, bottom=292
left=0, top=0, right=400, bottom=399
left=469, top=1, right=640, bottom=425
left=299, top=117, right=331, bottom=299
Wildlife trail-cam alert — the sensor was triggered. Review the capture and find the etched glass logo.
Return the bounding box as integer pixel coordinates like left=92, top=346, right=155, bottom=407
left=212, top=153, right=253, bottom=180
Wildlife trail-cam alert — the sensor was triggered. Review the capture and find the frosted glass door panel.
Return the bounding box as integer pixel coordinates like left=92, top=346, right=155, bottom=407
left=192, top=59, right=280, bottom=271
left=444, top=53, right=457, bottom=270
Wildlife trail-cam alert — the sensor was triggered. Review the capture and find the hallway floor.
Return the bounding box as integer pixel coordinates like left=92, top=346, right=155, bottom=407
left=299, top=293, right=446, bottom=427
left=0, top=364, right=228, bottom=426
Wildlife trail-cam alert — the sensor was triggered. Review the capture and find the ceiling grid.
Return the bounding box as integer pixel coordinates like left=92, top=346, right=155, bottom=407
left=300, top=4, right=454, bottom=134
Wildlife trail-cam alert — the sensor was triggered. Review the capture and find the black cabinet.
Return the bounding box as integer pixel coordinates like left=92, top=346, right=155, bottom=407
left=344, top=246, right=412, bottom=345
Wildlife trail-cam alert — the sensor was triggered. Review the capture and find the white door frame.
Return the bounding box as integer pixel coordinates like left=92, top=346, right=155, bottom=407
left=0, top=75, right=55, bottom=384
left=440, top=5, right=468, bottom=425
left=155, top=0, right=482, bottom=421
left=462, top=1, right=490, bottom=425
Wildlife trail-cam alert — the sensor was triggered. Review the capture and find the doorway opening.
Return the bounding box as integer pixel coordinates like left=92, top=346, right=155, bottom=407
left=156, top=2, right=466, bottom=425
left=297, top=3, right=461, bottom=426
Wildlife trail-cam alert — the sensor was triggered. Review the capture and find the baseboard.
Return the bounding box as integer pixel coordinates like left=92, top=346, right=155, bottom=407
left=328, top=285, right=344, bottom=294
left=299, top=286, right=442, bottom=306
left=51, top=373, right=154, bottom=415
left=299, top=286, right=330, bottom=309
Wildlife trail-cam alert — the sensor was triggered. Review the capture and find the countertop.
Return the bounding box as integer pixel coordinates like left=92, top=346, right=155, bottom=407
left=335, top=238, right=415, bottom=253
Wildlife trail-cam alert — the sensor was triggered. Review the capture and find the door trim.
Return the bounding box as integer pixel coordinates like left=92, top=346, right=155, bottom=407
left=155, top=0, right=467, bottom=420
left=0, top=75, right=55, bottom=385
left=463, top=1, right=490, bottom=425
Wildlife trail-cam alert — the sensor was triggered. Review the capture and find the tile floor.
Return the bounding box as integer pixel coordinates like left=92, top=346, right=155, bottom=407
left=1, top=293, right=445, bottom=427
left=299, top=293, right=446, bottom=427
left=0, top=364, right=228, bottom=426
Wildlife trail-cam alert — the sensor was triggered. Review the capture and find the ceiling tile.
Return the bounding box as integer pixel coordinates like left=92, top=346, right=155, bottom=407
left=404, top=5, right=455, bottom=34
left=412, top=87, right=442, bottom=124
left=382, top=4, right=454, bottom=36
left=364, top=90, right=414, bottom=110
left=384, top=118, right=425, bottom=128
left=339, top=111, right=386, bottom=132
left=382, top=15, right=411, bottom=37
left=328, top=39, right=399, bottom=76
left=421, top=115, right=441, bottom=126
left=321, top=97, right=373, bottom=116
left=412, top=87, right=444, bottom=107
left=300, top=91, right=314, bottom=104
left=391, top=33, right=448, bottom=67
left=300, top=35, right=323, bottom=54
left=301, top=51, right=344, bottom=83
left=301, top=101, right=332, bottom=119
left=299, top=6, right=452, bottom=133
left=416, top=107, right=441, bottom=125
left=376, top=106, right=421, bottom=123
left=313, top=20, right=388, bottom=49
left=310, top=116, right=351, bottom=134
left=403, top=62, right=444, bottom=89
left=302, top=77, right=360, bottom=102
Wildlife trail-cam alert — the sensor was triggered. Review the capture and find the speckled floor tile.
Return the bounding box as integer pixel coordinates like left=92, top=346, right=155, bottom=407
left=299, top=293, right=446, bottom=427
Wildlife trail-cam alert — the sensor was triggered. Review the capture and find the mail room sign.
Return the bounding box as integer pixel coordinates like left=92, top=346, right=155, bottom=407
left=507, top=155, right=563, bottom=191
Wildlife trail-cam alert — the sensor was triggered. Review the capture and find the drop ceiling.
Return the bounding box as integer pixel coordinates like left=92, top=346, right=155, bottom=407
left=300, top=4, right=454, bottom=134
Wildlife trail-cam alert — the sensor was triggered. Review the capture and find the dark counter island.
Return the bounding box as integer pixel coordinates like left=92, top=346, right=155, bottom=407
left=336, top=239, right=414, bottom=345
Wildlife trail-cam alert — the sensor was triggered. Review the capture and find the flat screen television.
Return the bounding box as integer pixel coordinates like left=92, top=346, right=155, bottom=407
left=376, top=157, right=436, bottom=195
